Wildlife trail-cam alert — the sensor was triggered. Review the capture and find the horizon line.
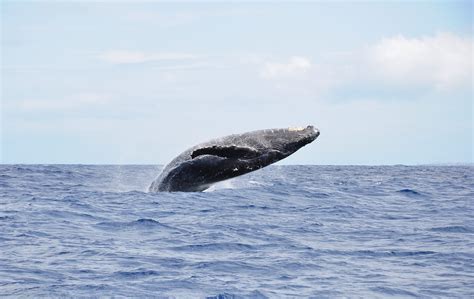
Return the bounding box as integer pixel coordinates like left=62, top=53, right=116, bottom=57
left=1, top=163, right=472, bottom=167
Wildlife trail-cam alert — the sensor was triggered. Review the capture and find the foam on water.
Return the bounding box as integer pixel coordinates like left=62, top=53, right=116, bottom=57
left=0, top=165, right=473, bottom=297
left=204, top=179, right=237, bottom=192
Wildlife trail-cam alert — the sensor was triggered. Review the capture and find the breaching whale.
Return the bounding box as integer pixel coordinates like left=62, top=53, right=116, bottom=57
left=148, top=125, right=320, bottom=192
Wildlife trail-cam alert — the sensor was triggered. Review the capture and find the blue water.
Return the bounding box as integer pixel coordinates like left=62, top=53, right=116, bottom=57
left=1, top=165, right=473, bottom=297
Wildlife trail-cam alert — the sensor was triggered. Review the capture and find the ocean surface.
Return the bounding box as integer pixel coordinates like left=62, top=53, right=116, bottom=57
left=0, top=165, right=473, bottom=298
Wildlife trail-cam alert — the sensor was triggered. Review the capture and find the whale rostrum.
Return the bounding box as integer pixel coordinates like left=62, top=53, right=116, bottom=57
left=149, top=125, right=320, bottom=192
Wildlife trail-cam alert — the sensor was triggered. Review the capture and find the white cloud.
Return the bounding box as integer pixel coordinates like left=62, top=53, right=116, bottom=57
left=98, top=50, right=198, bottom=64
left=255, top=33, right=472, bottom=95
left=260, top=56, right=312, bottom=79
left=369, top=32, right=473, bottom=90
left=19, top=93, right=112, bottom=110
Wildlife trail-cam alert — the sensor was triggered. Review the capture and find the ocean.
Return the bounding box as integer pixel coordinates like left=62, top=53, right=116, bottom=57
left=0, top=165, right=473, bottom=297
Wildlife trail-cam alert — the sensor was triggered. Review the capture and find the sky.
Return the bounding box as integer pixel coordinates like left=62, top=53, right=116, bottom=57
left=1, top=1, right=473, bottom=165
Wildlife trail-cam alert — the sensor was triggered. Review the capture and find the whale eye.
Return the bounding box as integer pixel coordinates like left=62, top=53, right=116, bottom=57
left=191, top=146, right=259, bottom=160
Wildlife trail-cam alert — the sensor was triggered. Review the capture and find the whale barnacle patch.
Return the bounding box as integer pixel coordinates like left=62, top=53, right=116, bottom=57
left=288, top=127, right=305, bottom=132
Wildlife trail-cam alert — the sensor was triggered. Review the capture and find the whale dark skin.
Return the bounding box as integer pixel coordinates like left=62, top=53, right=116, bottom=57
left=149, top=125, right=320, bottom=192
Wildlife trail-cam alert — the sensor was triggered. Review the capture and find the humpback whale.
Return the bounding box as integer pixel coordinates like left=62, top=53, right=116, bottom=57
left=149, top=125, right=320, bottom=192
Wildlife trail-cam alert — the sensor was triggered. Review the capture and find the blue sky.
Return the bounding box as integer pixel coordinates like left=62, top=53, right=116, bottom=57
left=1, top=1, right=472, bottom=165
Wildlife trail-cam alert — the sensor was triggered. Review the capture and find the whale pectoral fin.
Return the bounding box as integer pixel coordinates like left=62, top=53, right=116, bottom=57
left=191, top=145, right=259, bottom=160
left=239, top=149, right=286, bottom=171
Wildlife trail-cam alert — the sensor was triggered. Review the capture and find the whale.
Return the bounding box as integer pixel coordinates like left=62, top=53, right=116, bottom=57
left=148, top=125, right=320, bottom=192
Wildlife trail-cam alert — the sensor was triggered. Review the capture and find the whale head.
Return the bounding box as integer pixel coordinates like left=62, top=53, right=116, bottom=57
left=258, top=125, right=320, bottom=157
left=149, top=125, right=320, bottom=192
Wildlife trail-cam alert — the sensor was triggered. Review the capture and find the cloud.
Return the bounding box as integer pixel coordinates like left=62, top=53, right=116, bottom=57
left=19, top=93, right=112, bottom=111
left=255, top=32, right=472, bottom=97
left=98, top=50, right=198, bottom=64
left=369, top=32, right=473, bottom=90
left=260, top=56, right=312, bottom=79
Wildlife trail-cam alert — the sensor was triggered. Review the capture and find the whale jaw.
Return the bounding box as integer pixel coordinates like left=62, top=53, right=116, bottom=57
left=149, top=125, right=320, bottom=192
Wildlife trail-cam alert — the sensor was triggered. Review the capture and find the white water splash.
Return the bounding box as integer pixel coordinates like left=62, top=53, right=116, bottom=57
left=204, top=179, right=238, bottom=192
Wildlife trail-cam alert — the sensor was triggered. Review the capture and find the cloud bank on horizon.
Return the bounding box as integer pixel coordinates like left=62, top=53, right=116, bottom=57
left=1, top=1, right=473, bottom=164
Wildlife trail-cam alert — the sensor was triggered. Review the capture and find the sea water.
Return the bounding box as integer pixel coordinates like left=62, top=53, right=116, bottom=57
left=0, top=165, right=473, bottom=297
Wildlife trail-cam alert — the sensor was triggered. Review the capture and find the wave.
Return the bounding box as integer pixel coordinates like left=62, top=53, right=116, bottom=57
left=396, top=189, right=425, bottom=197
left=171, top=242, right=255, bottom=252
left=430, top=226, right=473, bottom=233
left=371, top=286, right=418, bottom=297
left=311, top=249, right=437, bottom=257
left=114, top=270, right=160, bottom=279
left=94, top=218, right=173, bottom=231
left=206, top=290, right=268, bottom=299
